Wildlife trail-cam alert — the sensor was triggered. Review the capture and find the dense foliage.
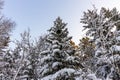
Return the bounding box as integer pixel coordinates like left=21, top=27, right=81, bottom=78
left=0, top=1, right=120, bottom=79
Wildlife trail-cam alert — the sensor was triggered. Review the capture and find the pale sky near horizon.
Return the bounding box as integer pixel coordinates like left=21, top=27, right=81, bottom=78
left=2, top=0, right=120, bottom=45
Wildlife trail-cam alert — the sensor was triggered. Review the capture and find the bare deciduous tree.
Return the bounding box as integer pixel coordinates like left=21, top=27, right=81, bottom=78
left=0, top=0, right=15, bottom=79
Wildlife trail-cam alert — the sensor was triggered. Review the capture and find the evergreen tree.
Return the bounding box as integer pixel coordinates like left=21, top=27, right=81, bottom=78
left=109, top=17, right=120, bottom=80
left=81, top=7, right=120, bottom=80
left=40, top=17, right=83, bottom=80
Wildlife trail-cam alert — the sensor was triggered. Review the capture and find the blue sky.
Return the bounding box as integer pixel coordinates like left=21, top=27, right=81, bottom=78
left=2, top=0, right=120, bottom=44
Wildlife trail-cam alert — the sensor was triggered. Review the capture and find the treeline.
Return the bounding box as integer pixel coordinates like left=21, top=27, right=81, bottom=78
left=0, top=0, right=120, bottom=80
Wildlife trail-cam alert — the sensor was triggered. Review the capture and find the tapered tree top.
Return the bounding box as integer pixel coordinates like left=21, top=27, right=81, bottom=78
left=53, top=17, right=67, bottom=30
left=40, top=17, right=82, bottom=80
left=49, top=17, right=68, bottom=37
left=47, top=17, right=71, bottom=43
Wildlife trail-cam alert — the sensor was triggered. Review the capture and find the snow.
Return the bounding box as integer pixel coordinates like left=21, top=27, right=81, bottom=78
left=95, top=48, right=107, bottom=57
left=18, top=75, right=29, bottom=79
left=41, top=68, right=50, bottom=76
left=41, top=74, right=52, bottom=80
left=52, top=40, right=59, bottom=44
left=0, top=61, right=8, bottom=68
left=52, top=44, right=58, bottom=49
left=75, top=77, right=81, bottom=80
left=53, top=49, right=60, bottom=54
left=112, top=45, right=120, bottom=52
left=95, top=49, right=102, bottom=57
left=39, top=64, right=49, bottom=73
left=114, top=45, right=120, bottom=51
left=41, top=68, right=75, bottom=80
left=40, top=55, right=52, bottom=64
left=109, top=54, right=120, bottom=62
left=106, top=77, right=112, bottom=80
left=52, top=62, right=61, bottom=68
left=53, top=68, right=75, bottom=77
left=87, top=74, right=102, bottom=80
left=116, top=36, right=120, bottom=40
left=0, top=73, right=3, bottom=76
left=41, top=50, right=50, bottom=55
left=66, top=56, right=75, bottom=62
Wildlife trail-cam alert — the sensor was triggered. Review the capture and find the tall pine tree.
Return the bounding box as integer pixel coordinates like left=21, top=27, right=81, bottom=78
left=39, top=17, right=83, bottom=80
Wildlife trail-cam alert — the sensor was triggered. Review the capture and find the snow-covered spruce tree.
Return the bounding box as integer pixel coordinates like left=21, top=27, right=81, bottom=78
left=35, top=35, right=49, bottom=53
left=109, top=15, right=120, bottom=79
left=35, top=34, right=51, bottom=79
left=39, top=17, right=83, bottom=80
left=81, top=7, right=120, bottom=80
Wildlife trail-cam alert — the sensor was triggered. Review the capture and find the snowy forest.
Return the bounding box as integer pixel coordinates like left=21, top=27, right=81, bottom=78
left=0, top=0, right=120, bottom=80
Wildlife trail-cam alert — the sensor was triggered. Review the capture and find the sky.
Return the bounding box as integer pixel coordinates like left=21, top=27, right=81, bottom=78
left=2, top=0, right=120, bottom=45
